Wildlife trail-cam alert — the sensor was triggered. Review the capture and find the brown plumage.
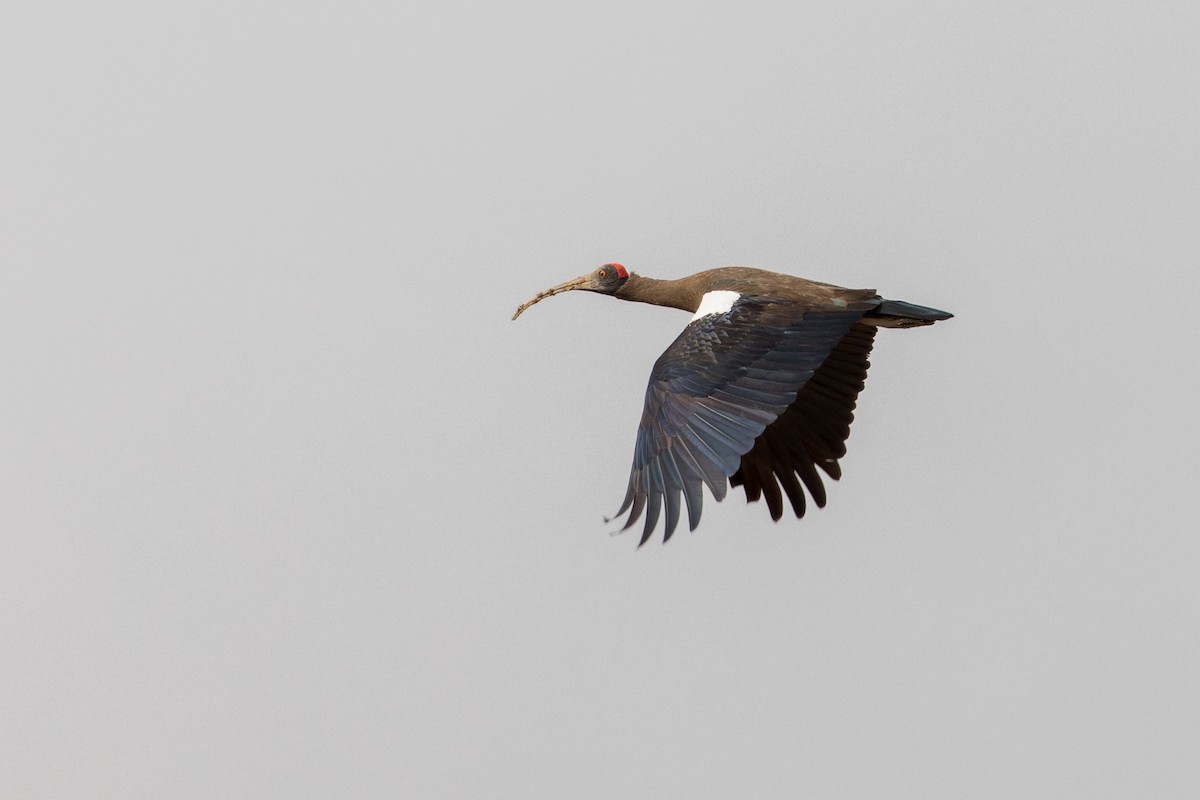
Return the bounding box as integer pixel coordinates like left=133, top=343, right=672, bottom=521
left=513, top=263, right=951, bottom=545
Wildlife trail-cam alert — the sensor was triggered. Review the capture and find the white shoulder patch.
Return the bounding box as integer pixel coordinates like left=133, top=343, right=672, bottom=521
left=690, top=290, right=741, bottom=322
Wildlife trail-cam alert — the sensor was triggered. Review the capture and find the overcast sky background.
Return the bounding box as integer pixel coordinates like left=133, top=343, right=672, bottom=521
left=3, top=1, right=1198, bottom=797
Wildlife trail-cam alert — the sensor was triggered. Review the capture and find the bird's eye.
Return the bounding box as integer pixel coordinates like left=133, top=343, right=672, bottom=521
left=599, top=269, right=608, bottom=278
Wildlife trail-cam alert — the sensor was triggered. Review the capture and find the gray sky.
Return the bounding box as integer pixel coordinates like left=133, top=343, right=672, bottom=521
left=3, top=1, right=1198, bottom=797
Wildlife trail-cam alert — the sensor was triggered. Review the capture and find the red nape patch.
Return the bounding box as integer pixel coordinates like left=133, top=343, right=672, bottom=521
left=607, top=263, right=628, bottom=279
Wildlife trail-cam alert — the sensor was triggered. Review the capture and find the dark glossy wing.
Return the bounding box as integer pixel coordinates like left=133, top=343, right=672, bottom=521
left=613, top=297, right=865, bottom=545
left=729, top=322, right=876, bottom=521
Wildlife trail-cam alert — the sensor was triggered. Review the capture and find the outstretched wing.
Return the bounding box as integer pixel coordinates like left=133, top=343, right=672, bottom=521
left=613, top=297, right=865, bottom=544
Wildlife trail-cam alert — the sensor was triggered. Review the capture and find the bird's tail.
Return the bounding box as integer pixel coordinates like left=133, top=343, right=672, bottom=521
left=867, top=298, right=954, bottom=328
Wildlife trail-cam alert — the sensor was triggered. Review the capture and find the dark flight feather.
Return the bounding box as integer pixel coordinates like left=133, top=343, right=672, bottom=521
left=729, top=322, right=877, bottom=520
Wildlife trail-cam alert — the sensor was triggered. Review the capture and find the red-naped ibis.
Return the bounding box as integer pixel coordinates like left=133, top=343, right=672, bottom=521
left=512, top=264, right=952, bottom=545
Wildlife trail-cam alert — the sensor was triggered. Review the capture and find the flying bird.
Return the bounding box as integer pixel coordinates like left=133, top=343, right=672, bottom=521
left=512, top=264, right=952, bottom=545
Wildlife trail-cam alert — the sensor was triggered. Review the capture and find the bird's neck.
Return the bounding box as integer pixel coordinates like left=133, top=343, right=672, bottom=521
left=614, top=274, right=701, bottom=313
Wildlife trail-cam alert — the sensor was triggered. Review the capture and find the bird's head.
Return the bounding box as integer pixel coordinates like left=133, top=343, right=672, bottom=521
left=511, top=264, right=629, bottom=320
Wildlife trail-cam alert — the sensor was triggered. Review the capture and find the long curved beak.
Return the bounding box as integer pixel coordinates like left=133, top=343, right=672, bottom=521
left=511, top=274, right=591, bottom=320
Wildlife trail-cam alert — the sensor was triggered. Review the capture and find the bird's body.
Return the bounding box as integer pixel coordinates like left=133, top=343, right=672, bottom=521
left=610, top=267, right=940, bottom=327
left=613, top=267, right=871, bottom=315
left=513, top=264, right=952, bottom=545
